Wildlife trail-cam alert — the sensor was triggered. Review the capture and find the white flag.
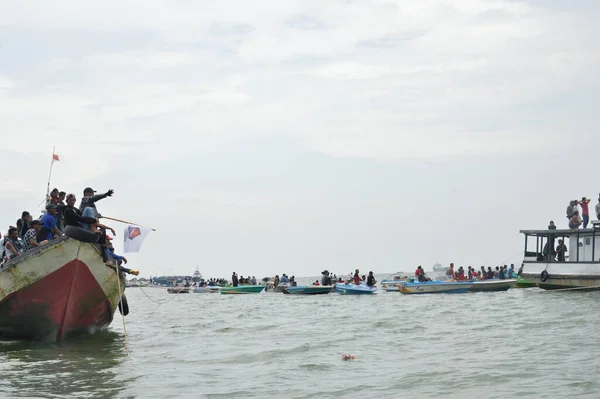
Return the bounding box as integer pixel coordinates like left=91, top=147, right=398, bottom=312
left=123, top=225, right=152, bottom=253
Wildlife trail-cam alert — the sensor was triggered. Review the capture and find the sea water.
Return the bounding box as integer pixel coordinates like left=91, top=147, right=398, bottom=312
left=1, top=280, right=599, bottom=398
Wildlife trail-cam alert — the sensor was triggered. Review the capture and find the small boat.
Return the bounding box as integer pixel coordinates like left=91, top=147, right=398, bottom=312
left=380, top=272, right=409, bottom=289
left=193, top=286, right=221, bottom=293
left=167, top=286, right=191, bottom=294
left=273, top=282, right=291, bottom=293
left=334, top=283, right=376, bottom=295
left=283, top=285, right=333, bottom=295
left=220, top=285, right=265, bottom=295
left=514, top=276, right=537, bottom=288
left=468, top=279, right=516, bottom=292
left=400, top=280, right=473, bottom=294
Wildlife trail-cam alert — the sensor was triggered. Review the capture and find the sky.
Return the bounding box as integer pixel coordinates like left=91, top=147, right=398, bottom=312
left=1, top=0, right=599, bottom=279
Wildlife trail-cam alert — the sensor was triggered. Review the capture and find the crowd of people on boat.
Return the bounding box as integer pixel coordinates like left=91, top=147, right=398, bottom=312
left=414, top=263, right=518, bottom=282
left=565, top=196, right=600, bottom=229
left=0, top=187, right=137, bottom=275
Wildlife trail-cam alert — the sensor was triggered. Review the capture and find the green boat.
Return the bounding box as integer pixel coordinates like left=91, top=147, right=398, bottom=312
left=514, top=276, right=536, bottom=288
left=220, top=285, right=265, bottom=294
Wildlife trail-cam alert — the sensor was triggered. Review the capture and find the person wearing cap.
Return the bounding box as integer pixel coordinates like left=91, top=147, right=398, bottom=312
left=38, top=204, right=62, bottom=242
left=22, top=220, right=48, bottom=252
left=79, top=187, right=114, bottom=217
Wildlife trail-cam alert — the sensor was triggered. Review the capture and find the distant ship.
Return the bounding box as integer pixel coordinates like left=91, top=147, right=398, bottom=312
left=432, top=262, right=447, bottom=272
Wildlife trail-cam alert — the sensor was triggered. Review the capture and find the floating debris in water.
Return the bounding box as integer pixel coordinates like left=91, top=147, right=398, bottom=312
left=342, top=353, right=355, bottom=361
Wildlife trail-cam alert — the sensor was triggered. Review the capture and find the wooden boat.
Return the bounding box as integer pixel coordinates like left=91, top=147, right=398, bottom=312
left=193, top=286, right=220, bottom=293
left=468, top=279, right=516, bottom=292
left=400, top=281, right=473, bottom=294
left=514, top=276, right=537, bottom=288
left=220, top=285, right=265, bottom=294
left=0, top=227, right=126, bottom=341
left=167, top=286, right=191, bottom=294
left=283, top=285, right=333, bottom=295
left=334, top=283, right=376, bottom=295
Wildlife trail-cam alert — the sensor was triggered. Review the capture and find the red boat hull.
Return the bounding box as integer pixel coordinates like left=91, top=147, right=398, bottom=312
left=0, top=259, right=116, bottom=341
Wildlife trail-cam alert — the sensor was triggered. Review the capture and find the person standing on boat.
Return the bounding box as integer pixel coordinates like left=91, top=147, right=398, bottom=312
left=18, top=211, right=32, bottom=239
left=596, top=195, right=600, bottom=220
left=415, top=266, right=422, bottom=277
left=556, top=239, right=567, bottom=262
left=480, top=266, right=486, bottom=280
left=566, top=200, right=576, bottom=222
left=353, top=269, right=361, bottom=285
left=446, top=263, right=455, bottom=279
left=508, top=264, right=515, bottom=278
left=321, top=270, right=332, bottom=286
left=578, top=197, right=591, bottom=228
left=367, top=271, right=377, bottom=287
left=231, top=272, right=238, bottom=287
left=79, top=187, right=114, bottom=217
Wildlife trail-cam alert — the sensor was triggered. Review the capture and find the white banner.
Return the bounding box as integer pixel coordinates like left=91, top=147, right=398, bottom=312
left=123, top=225, right=152, bottom=253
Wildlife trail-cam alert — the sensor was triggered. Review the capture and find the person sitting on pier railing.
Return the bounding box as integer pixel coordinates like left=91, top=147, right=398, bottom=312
left=568, top=211, right=582, bottom=229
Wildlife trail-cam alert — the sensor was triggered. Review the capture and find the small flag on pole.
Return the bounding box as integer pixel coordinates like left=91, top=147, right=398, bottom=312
left=123, top=225, right=152, bottom=253
left=52, top=153, right=59, bottom=162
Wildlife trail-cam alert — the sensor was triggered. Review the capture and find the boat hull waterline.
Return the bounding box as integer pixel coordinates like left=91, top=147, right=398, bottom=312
left=283, top=286, right=333, bottom=295
left=220, top=285, right=265, bottom=295
left=333, top=283, right=377, bottom=295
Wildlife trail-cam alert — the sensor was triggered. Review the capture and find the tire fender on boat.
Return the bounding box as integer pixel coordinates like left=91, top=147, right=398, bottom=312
left=540, top=270, right=549, bottom=282
left=118, top=295, right=129, bottom=316
left=64, top=225, right=100, bottom=243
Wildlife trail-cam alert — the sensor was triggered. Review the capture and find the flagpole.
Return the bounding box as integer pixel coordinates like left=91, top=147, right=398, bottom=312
left=45, top=145, right=56, bottom=204
left=101, top=215, right=157, bottom=231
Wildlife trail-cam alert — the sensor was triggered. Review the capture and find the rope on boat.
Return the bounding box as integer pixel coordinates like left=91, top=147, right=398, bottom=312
left=135, top=285, right=179, bottom=305
left=497, top=250, right=525, bottom=266
left=113, top=263, right=130, bottom=356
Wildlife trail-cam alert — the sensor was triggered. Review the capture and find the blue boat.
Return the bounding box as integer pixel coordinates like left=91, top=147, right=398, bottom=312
left=334, top=283, right=377, bottom=295
left=283, top=285, right=333, bottom=295
left=400, top=280, right=473, bottom=294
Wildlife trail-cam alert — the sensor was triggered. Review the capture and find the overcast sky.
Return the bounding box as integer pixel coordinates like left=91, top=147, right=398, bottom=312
left=1, top=0, right=599, bottom=279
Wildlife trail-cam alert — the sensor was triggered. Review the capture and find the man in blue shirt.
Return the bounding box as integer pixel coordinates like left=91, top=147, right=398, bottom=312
left=39, top=205, right=62, bottom=242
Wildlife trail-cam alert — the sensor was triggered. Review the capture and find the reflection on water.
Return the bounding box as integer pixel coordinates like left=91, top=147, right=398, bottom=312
left=0, top=331, right=130, bottom=398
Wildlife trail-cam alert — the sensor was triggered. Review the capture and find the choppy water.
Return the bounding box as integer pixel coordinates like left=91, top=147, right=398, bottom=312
left=1, top=280, right=600, bottom=398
